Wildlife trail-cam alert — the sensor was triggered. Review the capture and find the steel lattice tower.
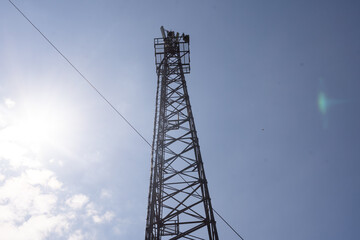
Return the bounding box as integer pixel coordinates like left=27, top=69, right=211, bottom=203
left=145, top=27, right=219, bottom=240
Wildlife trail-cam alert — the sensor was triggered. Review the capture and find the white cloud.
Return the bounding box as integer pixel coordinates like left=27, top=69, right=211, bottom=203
left=85, top=202, right=115, bottom=224
left=0, top=176, right=59, bottom=223
left=103, top=211, right=115, bottom=222
left=49, top=158, right=64, bottom=167
left=58, top=160, right=64, bottom=167
left=0, top=177, right=41, bottom=220
left=31, top=194, right=58, bottom=215
left=48, top=177, right=63, bottom=190
left=4, top=98, right=16, bottom=109
left=0, top=175, right=67, bottom=240
left=0, top=215, right=69, bottom=240
left=92, top=211, right=115, bottom=224
left=23, top=169, right=53, bottom=186
left=66, top=194, right=89, bottom=210
left=86, top=202, right=98, bottom=217
left=0, top=140, right=41, bottom=169
left=20, top=169, right=63, bottom=190
left=0, top=205, right=18, bottom=223
left=0, top=173, right=5, bottom=182
left=100, top=189, right=112, bottom=199
left=0, top=113, right=7, bottom=129
left=68, top=229, right=84, bottom=240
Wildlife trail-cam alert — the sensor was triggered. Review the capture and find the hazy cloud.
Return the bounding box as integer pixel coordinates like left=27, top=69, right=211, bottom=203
left=0, top=173, right=5, bottom=182
left=68, top=229, right=87, bottom=240
left=100, top=189, right=112, bottom=199
left=92, top=211, right=115, bottom=224
left=0, top=99, right=116, bottom=239
left=4, top=98, right=15, bottom=109
left=66, top=194, right=89, bottom=210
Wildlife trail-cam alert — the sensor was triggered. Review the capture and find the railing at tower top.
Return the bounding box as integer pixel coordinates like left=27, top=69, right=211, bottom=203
left=154, top=30, right=190, bottom=75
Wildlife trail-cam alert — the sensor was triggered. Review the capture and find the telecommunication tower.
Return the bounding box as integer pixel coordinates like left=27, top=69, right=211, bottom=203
left=145, top=27, right=219, bottom=240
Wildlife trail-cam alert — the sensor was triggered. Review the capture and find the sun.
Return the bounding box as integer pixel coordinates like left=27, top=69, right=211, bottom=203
left=2, top=98, right=73, bottom=152
left=17, top=107, right=60, bottom=145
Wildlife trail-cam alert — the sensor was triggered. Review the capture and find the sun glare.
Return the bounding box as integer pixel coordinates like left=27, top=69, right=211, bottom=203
left=18, top=109, right=60, bottom=144
left=6, top=101, right=72, bottom=151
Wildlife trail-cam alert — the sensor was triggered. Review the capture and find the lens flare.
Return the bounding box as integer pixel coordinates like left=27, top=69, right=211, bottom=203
left=318, top=92, right=328, bottom=115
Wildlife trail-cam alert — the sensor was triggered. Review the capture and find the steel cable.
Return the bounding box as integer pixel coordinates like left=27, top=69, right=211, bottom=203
left=8, top=0, right=152, bottom=148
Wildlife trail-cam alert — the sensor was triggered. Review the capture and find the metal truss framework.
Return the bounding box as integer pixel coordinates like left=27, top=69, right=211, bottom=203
left=145, top=27, right=219, bottom=240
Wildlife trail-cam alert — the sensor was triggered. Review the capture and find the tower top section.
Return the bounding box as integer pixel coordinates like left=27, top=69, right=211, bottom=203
left=160, top=26, right=190, bottom=43
left=154, top=26, right=190, bottom=74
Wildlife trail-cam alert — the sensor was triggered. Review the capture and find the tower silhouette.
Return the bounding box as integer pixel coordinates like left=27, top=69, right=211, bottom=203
left=145, top=27, right=219, bottom=240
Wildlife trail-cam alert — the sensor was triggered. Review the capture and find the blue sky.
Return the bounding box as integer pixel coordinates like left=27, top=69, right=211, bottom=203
left=1, top=0, right=360, bottom=239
